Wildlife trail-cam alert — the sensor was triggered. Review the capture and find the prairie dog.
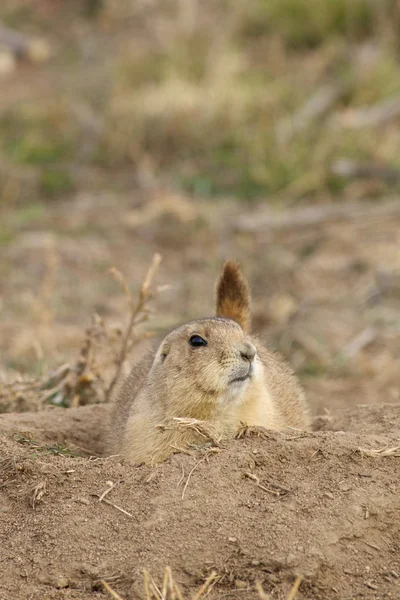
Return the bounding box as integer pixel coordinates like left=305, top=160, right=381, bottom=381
left=108, top=261, right=310, bottom=463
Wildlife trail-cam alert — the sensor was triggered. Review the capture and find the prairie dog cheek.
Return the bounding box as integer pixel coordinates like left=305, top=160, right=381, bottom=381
left=195, top=361, right=227, bottom=394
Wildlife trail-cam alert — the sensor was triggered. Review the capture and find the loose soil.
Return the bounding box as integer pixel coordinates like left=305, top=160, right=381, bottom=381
left=1, top=404, right=399, bottom=600
left=1, top=4, right=400, bottom=599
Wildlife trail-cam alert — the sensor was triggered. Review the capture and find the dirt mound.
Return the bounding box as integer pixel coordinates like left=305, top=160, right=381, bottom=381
left=1, top=405, right=399, bottom=600
left=0, top=404, right=109, bottom=457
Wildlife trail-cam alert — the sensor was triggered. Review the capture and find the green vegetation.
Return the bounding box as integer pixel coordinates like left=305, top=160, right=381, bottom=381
left=1, top=0, right=400, bottom=209
left=12, top=433, right=83, bottom=457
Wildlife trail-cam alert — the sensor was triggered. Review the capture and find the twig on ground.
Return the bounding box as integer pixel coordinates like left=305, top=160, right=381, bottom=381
left=181, top=456, right=207, bottom=500
left=30, top=479, right=47, bottom=509
left=244, top=472, right=281, bottom=497
left=98, top=481, right=117, bottom=502
left=358, top=445, right=400, bottom=458
left=177, top=464, right=186, bottom=487
left=287, top=575, right=303, bottom=600
left=93, top=493, right=133, bottom=518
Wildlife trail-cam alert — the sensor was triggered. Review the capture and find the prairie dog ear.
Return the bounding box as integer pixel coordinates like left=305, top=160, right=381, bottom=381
left=216, top=260, right=251, bottom=332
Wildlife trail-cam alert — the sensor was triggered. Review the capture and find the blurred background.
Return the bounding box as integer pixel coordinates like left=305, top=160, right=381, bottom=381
left=1, top=0, right=400, bottom=414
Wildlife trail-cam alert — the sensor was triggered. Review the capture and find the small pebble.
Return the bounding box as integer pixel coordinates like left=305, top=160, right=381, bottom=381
left=391, top=570, right=399, bottom=579
left=54, top=577, right=69, bottom=589
left=286, top=552, right=298, bottom=566
left=228, top=537, right=237, bottom=543
left=365, top=581, right=378, bottom=590
left=77, top=497, right=90, bottom=505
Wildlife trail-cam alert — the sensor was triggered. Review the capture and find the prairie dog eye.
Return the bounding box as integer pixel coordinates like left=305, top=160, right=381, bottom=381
left=189, top=335, right=207, bottom=348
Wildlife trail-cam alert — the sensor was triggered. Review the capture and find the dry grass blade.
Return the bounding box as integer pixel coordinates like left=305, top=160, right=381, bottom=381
left=101, top=579, right=125, bottom=600
left=192, top=570, right=218, bottom=600
left=107, top=253, right=162, bottom=400
left=144, top=569, right=163, bottom=600
left=287, top=575, right=303, bottom=600
left=255, top=581, right=271, bottom=600
left=97, top=497, right=132, bottom=517
left=162, top=566, right=185, bottom=600
left=143, top=569, right=152, bottom=600
left=358, top=445, right=400, bottom=457
left=181, top=456, right=207, bottom=500
left=98, top=480, right=117, bottom=502
left=172, top=417, right=222, bottom=445
left=94, top=490, right=133, bottom=518
left=30, top=479, right=47, bottom=509
left=143, top=568, right=217, bottom=600
left=244, top=472, right=281, bottom=497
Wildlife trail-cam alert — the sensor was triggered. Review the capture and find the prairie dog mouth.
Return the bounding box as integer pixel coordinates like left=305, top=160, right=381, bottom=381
left=229, top=365, right=253, bottom=385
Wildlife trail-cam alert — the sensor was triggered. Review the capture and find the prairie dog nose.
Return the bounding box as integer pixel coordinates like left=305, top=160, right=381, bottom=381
left=240, top=342, right=256, bottom=362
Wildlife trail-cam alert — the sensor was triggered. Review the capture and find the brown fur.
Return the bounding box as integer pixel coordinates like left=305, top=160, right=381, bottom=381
left=216, top=260, right=251, bottom=332
left=108, top=262, right=310, bottom=464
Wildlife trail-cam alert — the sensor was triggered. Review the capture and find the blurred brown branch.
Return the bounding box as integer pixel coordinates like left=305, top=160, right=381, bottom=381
left=232, top=198, right=400, bottom=233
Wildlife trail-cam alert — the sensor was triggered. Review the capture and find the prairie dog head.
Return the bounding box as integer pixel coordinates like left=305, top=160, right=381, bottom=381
left=148, top=261, right=263, bottom=416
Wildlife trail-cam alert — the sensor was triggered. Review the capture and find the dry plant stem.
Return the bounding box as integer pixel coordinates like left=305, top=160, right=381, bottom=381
left=98, top=481, right=117, bottom=502
left=192, top=571, right=218, bottom=600
left=148, top=571, right=162, bottom=599
left=171, top=417, right=222, bottom=445
left=287, top=575, right=303, bottom=600
left=175, top=582, right=185, bottom=600
left=358, top=445, right=400, bottom=457
left=107, top=253, right=162, bottom=401
left=181, top=456, right=207, bottom=500
left=94, top=494, right=133, bottom=518
left=255, top=581, right=270, bottom=600
left=163, top=566, right=185, bottom=600
left=143, top=567, right=216, bottom=600
left=101, top=579, right=125, bottom=600
left=30, top=479, right=47, bottom=509
left=244, top=472, right=280, bottom=496
left=143, top=570, right=152, bottom=600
